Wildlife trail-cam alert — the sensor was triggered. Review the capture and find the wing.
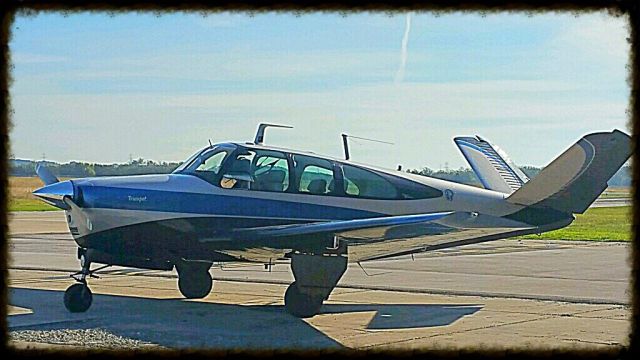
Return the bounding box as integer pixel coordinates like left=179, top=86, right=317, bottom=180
left=232, top=211, right=453, bottom=239
left=217, top=211, right=540, bottom=263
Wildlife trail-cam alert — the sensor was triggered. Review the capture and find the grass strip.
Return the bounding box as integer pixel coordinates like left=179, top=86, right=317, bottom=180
left=518, top=206, right=631, bottom=242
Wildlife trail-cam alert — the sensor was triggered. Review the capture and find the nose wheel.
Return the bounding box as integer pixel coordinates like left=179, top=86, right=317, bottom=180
left=64, top=282, right=93, bottom=312
left=63, top=251, right=110, bottom=313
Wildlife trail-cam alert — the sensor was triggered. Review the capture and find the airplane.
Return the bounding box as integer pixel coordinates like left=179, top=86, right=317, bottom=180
left=32, top=124, right=631, bottom=318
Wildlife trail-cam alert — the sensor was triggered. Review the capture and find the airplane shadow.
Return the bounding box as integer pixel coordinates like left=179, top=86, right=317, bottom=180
left=321, top=303, right=482, bottom=330
left=8, top=288, right=483, bottom=349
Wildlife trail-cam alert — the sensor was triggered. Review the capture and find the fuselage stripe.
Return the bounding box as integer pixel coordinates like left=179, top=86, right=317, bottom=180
left=80, top=186, right=383, bottom=221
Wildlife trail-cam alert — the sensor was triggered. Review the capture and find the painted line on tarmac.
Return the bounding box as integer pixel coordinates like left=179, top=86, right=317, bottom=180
left=10, top=266, right=629, bottom=307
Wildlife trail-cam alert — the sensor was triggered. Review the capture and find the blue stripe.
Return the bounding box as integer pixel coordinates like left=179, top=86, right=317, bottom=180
left=79, top=186, right=383, bottom=221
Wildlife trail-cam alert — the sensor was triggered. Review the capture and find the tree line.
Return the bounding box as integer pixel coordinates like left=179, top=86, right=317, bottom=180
left=10, top=158, right=631, bottom=187
left=406, top=164, right=630, bottom=187
left=10, top=158, right=181, bottom=177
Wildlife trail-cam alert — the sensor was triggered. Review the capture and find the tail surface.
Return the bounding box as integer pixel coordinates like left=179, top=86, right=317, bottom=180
left=454, top=136, right=529, bottom=194
left=506, top=130, right=631, bottom=214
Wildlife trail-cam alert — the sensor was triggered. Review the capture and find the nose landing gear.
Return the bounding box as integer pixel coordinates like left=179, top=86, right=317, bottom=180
left=63, top=252, right=110, bottom=313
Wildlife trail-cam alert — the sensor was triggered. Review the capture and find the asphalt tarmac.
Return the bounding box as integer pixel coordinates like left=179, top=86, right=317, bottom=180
left=6, top=211, right=632, bottom=350
left=592, top=198, right=632, bottom=208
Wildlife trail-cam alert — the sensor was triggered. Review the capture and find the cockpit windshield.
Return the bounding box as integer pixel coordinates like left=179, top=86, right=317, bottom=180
left=172, top=144, right=236, bottom=176
left=172, top=148, right=207, bottom=174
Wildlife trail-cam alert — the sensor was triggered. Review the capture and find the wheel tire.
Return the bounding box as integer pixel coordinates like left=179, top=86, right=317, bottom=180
left=64, top=283, right=93, bottom=313
left=284, top=282, right=323, bottom=318
left=178, top=270, right=213, bottom=299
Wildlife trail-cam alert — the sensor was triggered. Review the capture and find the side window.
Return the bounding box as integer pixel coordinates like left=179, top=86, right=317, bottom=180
left=344, top=177, right=360, bottom=195
left=220, top=151, right=254, bottom=190
left=299, top=165, right=334, bottom=195
left=393, top=177, right=443, bottom=199
left=293, top=155, right=336, bottom=196
left=253, top=154, right=289, bottom=192
left=222, top=149, right=290, bottom=192
left=342, top=164, right=399, bottom=199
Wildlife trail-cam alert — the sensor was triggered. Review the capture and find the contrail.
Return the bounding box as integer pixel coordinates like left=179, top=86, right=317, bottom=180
left=394, top=12, right=412, bottom=83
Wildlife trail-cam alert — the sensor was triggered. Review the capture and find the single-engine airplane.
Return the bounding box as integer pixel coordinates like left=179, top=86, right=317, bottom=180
left=33, top=124, right=631, bottom=317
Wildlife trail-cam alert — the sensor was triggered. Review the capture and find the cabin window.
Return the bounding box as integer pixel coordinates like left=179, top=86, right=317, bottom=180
left=291, top=154, right=337, bottom=196
left=391, top=176, right=444, bottom=199
left=341, top=164, right=399, bottom=199
left=253, top=154, right=289, bottom=192
left=222, top=149, right=290, bottom=192
left=299, top=165, right=334, bottom=194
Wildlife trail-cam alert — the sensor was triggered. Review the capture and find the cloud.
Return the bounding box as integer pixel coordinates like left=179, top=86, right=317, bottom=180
left=21, top=50, right=397, bottom=83
left=10, top=12, right=630, bottom=168
left=162, top=80, right=615, bottom=123
left=394, top=13, right=412, bottom=83
left=551, top=13, right=630, bottom=63
left=11, top=78, right=628, bottom=167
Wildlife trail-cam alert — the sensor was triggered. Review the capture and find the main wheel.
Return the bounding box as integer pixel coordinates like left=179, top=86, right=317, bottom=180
left=284, top=282, right=323, bottom=318
left=178, top=269, right=213, bottom=299
left=64, top=283, right=93, bottom=313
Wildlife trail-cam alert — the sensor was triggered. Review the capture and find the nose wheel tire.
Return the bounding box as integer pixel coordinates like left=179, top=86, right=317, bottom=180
left=284, top=282, right=323, bottom=318
left=64, top=283, right=93, bottom=313
left=178, top=270, right=213, bottom=299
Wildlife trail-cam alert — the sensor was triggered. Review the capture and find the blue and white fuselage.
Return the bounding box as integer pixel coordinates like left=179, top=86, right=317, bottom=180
left=32, top=129, right=631, bottom=316
left=34, top=141, right=533, bottom=264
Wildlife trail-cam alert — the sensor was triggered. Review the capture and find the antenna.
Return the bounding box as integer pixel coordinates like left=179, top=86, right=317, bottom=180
left=253, top=123, right=293, bottom=145
left=341, top=133, right=394, bottom=160
left=341, top=134, right=350, bottom=160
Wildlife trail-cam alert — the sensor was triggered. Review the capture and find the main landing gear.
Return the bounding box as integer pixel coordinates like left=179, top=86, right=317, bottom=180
left=176, top=260, right=213, bottom=299
left=64, top=252, right=109, bottom=313
left=284, top=250, right=348, bottom=318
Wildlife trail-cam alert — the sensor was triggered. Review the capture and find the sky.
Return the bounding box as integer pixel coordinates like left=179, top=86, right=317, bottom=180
left=8, top=11, right=631, bottom=171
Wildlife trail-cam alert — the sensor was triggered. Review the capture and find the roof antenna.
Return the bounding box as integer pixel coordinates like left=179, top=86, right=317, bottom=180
left=254, top=123, right=293, bottom=145
left=208, top=139, right=213, bottom=148
left=341, top=133, right=394, bottom=160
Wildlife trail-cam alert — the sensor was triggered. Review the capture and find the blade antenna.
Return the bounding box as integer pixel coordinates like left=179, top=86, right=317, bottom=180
left=254, top=123, right=293, bottom=145
left=341, top=133, right=394, bottom=160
